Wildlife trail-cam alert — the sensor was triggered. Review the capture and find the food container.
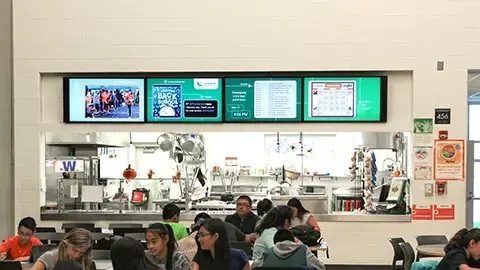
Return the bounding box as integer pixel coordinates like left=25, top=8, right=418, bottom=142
left=285, top=169, right=300, bottom=180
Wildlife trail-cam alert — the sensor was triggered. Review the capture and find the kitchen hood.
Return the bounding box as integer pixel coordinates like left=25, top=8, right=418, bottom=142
left=354, top=132, right=404, bottom=151
left=45, top=133, right=130, bottom=147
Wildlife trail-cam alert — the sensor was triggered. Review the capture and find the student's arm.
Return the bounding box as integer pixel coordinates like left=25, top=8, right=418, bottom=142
left=192, top=262, right=200, bottom=270
left=14, top=256, right=30, bottom=262
left=234, top=226, right=247, bottom=242
left=460, top=265, right=480, bottom=270
left=31, top=260, right=46, bottom=270
left=307, top=215, right=321, bottom=231
left=305, top=248, right=326, bottom=270
left=0, top=238, right=11, bottom=260
left=243, top=263, right=251, bottom=270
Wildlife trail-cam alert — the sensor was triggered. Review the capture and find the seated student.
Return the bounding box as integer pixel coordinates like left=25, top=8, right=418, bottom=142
left=53, top=259, right=83, bottom=270
left=251, top=229, right=325, bottom=270
left=252, top=205, right=293, bottom=260
left=436, top=228, right=480, bottom=270
left=145, top=223, right=191, bottom=270
left=162, top=203, right=189, bottom=241
left=192, top=218, right=250, bottom=270
left=255, top=199, right=273, bottom=230
left=32, top=228, right=92, bottom=270
left=111, top=237, right=161, bottom=270
left=0, top=217, right=42, bottom=262
left=225, top=195, right=260, bottom=235
left=287, top=198, right=321, bottom=231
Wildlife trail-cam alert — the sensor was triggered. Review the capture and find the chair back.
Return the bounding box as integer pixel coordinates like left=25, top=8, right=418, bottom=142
left=230, top=241, right=252, bottom=259
left=124, top=233, right=146, bottom=241
left=416, top=235, right=448, bottom=245
left=34, top=233, right=66, bottom=244
left=65, top=227, right=102, bottom=233
left=113, top=227, right=146, bottom=237
left=29, top=244, right=57, bottom=262
left=61, top=223, right=95, bottom=230
left=35, top=227, right=56, bottom=233
left=90, top=233, right=111, bottom=241
left=92, top=249, right=111, bottom=260
left=399, top=242, right=415, bottom=270
left=389, top=237, right=405, bottom=261
left=0, top=261, right=22, bottom=270
left=108, top=223, right=143, bottom=229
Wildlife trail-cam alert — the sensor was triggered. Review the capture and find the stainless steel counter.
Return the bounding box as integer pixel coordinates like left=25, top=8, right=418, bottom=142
left=41, top=210, right=411, bottom=223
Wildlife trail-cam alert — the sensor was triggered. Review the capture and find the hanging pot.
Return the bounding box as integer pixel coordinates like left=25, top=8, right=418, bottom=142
left=157, top=133, right=173, bottom=152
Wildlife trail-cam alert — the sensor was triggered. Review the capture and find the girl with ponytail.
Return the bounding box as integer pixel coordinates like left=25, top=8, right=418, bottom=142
left=145, top=223, right=191, bottom=270
left=436, top=228, right=480, bottom=270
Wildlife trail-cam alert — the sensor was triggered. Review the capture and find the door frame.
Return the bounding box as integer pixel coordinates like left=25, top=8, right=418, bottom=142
left=466, top=140, right=480, bottom=228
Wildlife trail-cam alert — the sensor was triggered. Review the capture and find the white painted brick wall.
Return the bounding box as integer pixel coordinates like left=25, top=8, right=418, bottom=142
left=12, top=0, right=476, bottom=264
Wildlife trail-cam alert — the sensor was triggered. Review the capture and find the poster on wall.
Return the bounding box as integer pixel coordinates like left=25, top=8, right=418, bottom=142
left=414, top=165, right=433, bottom=180
left=433, top=204, right=455, bottom=220
left=413, top=118, right=433, bottom=147
left=412, top=204, right=433, bottom=220
left=413, top=147, right=433, bottom=180
left=433, top=139, right=465, bottom=180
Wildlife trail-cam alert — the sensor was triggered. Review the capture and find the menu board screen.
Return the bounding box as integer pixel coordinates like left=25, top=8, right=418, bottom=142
left=146, top=78, right=222, bottom=122
left=224, top=78, right=301, bottom=122
left=64, top=78, right=145, bottom=123
left=303, top=77, right=387, bottom=122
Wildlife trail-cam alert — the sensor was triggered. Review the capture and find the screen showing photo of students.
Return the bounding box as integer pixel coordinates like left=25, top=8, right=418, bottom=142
left=65, top=78, right=145, bottom=122
left=146, top=78, right=222, bottom=123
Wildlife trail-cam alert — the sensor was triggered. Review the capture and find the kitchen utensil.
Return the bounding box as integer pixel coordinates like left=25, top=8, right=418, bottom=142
left=173, top=147, right=184, bottom=163
left=157, top=133, right=173, bottom=152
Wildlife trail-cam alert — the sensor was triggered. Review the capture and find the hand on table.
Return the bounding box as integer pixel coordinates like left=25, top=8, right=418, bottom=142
left=0, top=252, right=6, bottom=261
left=14, top=256, right=30, bottom=262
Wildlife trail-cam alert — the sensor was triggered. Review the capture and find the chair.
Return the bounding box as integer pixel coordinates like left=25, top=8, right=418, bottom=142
left=0, top=261, right=22, bottom=270
left=389, top=237, right=405, bottom=269
left=34, top=233, right=65, bottom=245
left=90, top=233, right=111, bottom=241
left=113, top=227, right=146, bottom=237
left=231, top=241, right=252, bottom=259
left=29, top=244, right=57, bottom=262
left=65, top=227, right=102, bottom=233
left=415, top=235, right=447, bottom=261
left=92, top=249, right=111, bottom=260
left=124, top=233, right=146, bottom=241
left=35, top=227, right=56, bottom=233
left=108, top=223, right=143, bottom=229
left=399, top=242, right=415, bottom=270
left=61, top=223, right=95, bottom=230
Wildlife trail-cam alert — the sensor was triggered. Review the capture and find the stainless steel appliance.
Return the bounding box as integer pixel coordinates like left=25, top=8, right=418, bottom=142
left=271, top=195, right=328, bottom=214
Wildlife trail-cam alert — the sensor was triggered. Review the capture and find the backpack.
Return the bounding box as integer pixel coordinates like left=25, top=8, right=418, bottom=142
left=290, top=225, right=321, bottom=246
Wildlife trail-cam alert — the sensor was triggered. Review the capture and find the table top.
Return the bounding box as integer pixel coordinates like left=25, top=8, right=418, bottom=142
left=22, top=260, right=112, bottom=270
left=416, top=244, right=445, bottom=257
left=309, top=243, right=328, bottom=251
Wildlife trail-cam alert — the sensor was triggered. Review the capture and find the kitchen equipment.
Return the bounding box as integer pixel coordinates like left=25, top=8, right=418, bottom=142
left=179, top=133, right=205, bottom=155
left=271, top=195, right=328, bottom=214
left=157, top=133, right=173, bottom=152
left=285, top=169, right=300, bottom=180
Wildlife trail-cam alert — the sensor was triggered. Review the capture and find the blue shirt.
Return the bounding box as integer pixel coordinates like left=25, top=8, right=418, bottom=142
left=193, top=248, right=248, bottom=270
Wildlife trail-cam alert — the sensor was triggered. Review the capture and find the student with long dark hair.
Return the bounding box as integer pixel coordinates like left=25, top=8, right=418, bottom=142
left=111, top=237, right=160, bottom=270
left=287, top=198, right=320, bottom=231
left=436, top=228, right=480, bottom=270
left=252, top=205, right=293, bottom=260
left=192, top=218, right=250, bottom=270
left=145, top=223, right=191, bottom=270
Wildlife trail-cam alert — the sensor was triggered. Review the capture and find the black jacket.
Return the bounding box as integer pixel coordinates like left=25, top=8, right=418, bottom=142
left=225, top=212, right=260, bottom=234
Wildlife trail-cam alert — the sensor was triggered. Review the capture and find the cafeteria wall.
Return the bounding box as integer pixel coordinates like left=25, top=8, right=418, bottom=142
left=0, top=0, right=13, bottom=241
left=13, top=0, right=473, bottom=264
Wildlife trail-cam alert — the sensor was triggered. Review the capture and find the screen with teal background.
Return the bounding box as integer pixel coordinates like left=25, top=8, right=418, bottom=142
left=146, top=78, right=222, bottom=123
left=225, top=78, right=301, bottom=122
left=303, top=77, right=385, bottom=122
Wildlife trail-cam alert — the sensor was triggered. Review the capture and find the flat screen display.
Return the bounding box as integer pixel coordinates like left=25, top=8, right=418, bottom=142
left=64, top=78, right=145, bottom=123
left=303, top=76, right=387, bottom=122
left=146, top=78, right=222, bottom=123
left=224, top=77, right=302, bottom=122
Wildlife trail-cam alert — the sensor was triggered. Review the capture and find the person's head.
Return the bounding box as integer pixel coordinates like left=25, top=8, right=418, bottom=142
left=287, top=198, right=309, bottom=218
left=235, top=195, right=253, bottom=217
left=445, top=228, right=480, bottom=259
left=255, top=205, right=293, bottom=235
left=273, top=229, right=295, bottom=244
left=145, top=223, right=176, bottom=270
left=57, top=228, right=92, bottom=270
left=257, top=199, right=274, bottom=217
left=192, top=213, right=211, bottom=232
left=17, top=217, right=36, bottom=246
left=196, top=219, right=231, bottom=268
left=53, top=259, right=83, bottom=270
left=162, top=203, right=181, bottom=222
left=111, top=237, right=159, bottom=270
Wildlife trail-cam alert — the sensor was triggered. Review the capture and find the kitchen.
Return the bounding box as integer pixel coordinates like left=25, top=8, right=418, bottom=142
left=40, top=131, right=411, bottom=224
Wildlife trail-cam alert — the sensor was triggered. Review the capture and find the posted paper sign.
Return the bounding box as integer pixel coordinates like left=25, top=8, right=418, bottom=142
left=54, top=160, right=84, bottom=172
left=433, top=204, right=455, bottom=220
left=412, top=205, right=433, bottom=220
left=434, top=139, right=465, bottom=180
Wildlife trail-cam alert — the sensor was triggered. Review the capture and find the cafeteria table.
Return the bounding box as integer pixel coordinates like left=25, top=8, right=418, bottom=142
left=309, top=242, right=329, bottom=258
left=22, top=260, right=113, bottom=270
left=416, top=244, right=445, bottom=257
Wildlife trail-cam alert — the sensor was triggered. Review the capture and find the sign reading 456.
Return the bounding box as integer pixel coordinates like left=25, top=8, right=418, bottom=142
left=435, top=108, right=451, bottom=125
